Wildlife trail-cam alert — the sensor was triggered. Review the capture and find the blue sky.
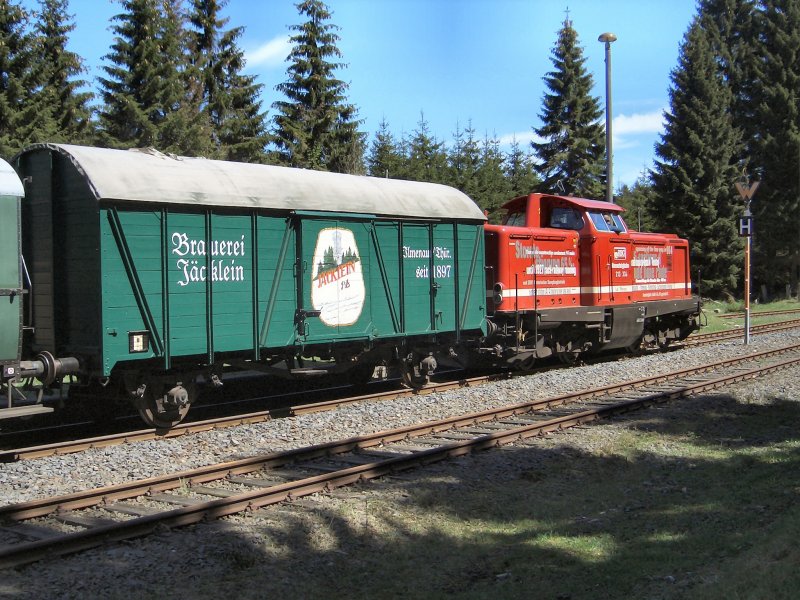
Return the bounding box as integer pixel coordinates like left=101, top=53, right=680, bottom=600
left=26, top=0, right=700, bottom=188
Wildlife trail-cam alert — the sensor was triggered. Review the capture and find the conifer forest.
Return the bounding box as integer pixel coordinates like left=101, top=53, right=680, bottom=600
left=1, top=0, right=798, bottom=299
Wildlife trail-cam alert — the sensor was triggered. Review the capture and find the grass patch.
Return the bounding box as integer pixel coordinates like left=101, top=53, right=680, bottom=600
left=699, top=298, right=800, bottom=333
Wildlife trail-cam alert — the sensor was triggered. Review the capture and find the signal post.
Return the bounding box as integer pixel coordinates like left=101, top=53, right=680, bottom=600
left=736, top=178, right=758, bottom=345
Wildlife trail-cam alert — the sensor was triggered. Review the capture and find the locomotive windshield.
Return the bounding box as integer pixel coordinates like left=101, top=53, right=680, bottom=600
left=588, top=211, right=626, bottom=233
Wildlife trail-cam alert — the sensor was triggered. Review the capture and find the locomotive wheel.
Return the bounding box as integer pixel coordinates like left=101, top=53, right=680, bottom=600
left=626, top=338, right=645, bottom=356
left=511, top=354, right=537, bottom=371
left=137, top=381, right=194, bottom=429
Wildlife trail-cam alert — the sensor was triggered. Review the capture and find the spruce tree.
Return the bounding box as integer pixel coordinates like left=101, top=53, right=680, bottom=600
left=148, top=0, right=207, bottom=154
left=748, top=0, right=800, bottom=295
left=98, top=0, right=163, bottom=148
left=0, top=0, right=36, bottom=158
left=272, top=0, right=365, bottom=173
left=448, top=121, right=481, bottom=198
left=698, top=0, right=757, bottom=158
left=532, top=17, right=605, bottom=199
left=650, top=18, right=743, bottom=298
left=617, top=174, right=656, bottom=232
left=186, top=0, right=268, bottom=162
left=366, top=117, right=405, bottom=178
left=98, top=0, right=203, bottom=154
left=404, top=112, right=448, bottom=184
left=504, top=137, right=540, bottom=199
left=476, top=133, right=511, bottom=222
left=32, top=0, right=94, bottom=145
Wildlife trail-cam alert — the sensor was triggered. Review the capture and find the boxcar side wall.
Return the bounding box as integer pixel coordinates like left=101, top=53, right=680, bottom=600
left=297, top=216, right=485, bottom=343
left=100, top=208, right=300, bottom=375
left=99, top=207, right=487, bottom=377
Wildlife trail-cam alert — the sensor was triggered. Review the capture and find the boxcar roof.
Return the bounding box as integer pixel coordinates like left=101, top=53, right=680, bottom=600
left=19, top=143, right=487, bottom=221
left=0, top=157, right=23, bottom=197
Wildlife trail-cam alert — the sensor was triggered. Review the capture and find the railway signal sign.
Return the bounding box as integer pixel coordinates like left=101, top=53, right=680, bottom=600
left=735, top=175, right=759, bottom=345
left=738, top=215, right=753, bottom=237
left=735, top=180, right=759, bottom=201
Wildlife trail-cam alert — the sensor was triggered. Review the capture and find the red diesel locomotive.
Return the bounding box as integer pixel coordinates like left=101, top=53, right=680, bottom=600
left=483, top=193, right=700, bottom=369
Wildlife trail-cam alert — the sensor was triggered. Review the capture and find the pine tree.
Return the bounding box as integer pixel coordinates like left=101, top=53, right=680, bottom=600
left=153, top=0, right=208, bottom=154
left=32, top=0, right=94, bottom=145
left=650, top=18, right=744, bottom=298
left=186, top=0, right=268, bottom=162
left=98, top=0, right=203, bottom=154
left=404, top=113, right=449, bottom=184
left=272, top=0, right=365, bottom=173
left=747, top=0, right=800, bottom=295
left=698, top=0, right=757, bottom=158
left=448, top=121, right=481, bottom=198
left=532, top=17, right=605, bottom=199
left=0, top=0, right=36, bottom=158
left=475, top=133, right=511, bottom=222
left=98, top=0, right=163, bottom=148
left=616, top=174, right=657, bottom=232
left=504, top=137, right=540, bottom=199
left=366, top=117, right=405, bottom=178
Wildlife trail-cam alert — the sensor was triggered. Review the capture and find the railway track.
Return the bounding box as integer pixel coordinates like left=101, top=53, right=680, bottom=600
left=685, top=317, right=800, bottom=345
left=717, top=307, right=800, bottom=319
left=3, top=317, right=799, bottom=462
left=1, top=344, right=799, bottom=569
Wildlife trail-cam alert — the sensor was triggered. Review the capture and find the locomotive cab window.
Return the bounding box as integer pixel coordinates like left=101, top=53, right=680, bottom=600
left=588, top=211, right=626, bottom=233
left=503, top=211, right=527, bottom=227
left=549, top=207, right=584, bottom=231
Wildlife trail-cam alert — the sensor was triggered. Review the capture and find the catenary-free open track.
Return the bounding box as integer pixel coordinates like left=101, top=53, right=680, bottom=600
left=2, top=317, right=798, bottom=462
left=0, top=343, right=798, bottom=569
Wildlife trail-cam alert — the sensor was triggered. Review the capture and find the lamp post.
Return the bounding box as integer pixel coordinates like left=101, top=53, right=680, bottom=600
left=598, top=32, right=617, bottom=203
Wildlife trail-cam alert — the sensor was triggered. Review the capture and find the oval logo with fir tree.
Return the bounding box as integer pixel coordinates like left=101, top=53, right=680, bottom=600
left=311, top=228, right=365, bottom=326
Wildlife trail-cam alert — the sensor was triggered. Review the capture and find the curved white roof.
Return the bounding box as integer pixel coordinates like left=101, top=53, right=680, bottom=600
left=23, top=144, right=486, bottom=221
left=0, top=157, right=23, bottom=197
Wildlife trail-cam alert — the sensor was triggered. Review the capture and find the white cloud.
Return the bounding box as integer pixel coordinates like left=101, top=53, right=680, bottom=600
left=499, top=110, right=664, bottom=150
left=612, top=110, right=665, bottom=135
left=246, top=35, right=291, bottom=69
left=497, top=131, right=546, bottom=147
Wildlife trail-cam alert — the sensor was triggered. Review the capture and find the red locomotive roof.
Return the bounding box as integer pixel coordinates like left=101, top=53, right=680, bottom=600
left=502, top=193, right=625, bottom=213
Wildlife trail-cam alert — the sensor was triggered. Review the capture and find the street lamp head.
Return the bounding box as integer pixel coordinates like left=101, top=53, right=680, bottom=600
left=598, top=32, right=617, bottom=43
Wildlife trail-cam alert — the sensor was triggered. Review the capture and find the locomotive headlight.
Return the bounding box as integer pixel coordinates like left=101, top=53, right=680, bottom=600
left=493, top=283, right=504, bottom=305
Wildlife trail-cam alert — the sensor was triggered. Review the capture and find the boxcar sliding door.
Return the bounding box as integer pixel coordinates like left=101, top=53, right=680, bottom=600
left=297, top=217, right=372, bottom=344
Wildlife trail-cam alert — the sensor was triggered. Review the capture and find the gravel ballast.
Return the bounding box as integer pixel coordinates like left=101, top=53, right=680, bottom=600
left=2, top=330, right=800, bottom=598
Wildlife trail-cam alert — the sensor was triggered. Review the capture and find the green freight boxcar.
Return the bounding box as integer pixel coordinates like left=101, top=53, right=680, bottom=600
left=14, top=144, right=487, bottom=427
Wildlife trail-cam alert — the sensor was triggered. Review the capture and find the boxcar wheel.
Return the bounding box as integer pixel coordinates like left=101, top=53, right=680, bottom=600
left=347, top=361, right=377, bottom=385
left=137, top=381, right=193, bottom=429
left=399, top=361, right=429, bottom=390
